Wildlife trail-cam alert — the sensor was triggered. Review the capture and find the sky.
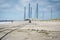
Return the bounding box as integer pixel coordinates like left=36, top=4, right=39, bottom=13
left=0, top=0, right=60, bottom=20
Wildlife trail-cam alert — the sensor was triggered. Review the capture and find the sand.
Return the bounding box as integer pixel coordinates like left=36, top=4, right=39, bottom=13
left=0, top=20, right=60, bottom=40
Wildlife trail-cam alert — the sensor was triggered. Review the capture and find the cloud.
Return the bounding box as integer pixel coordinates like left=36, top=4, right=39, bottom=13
left=0, top=3, right=11, bottom=8
left=17, top=0, right=30, bottom=7
left=0, top=0, right=60, bottom=20
left=51, top=0, right=60, bottom=1
left=15, top=4, right=24, bottom=12
left=0, top=0, right=5, bottom=4
left=0, top=0, right=59, bottom=12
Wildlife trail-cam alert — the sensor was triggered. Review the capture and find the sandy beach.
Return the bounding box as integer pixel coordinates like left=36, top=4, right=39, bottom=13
left=0, top=20, right=60, bottom=40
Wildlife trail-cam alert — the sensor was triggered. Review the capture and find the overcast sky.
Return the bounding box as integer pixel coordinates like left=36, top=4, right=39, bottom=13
left=0, top=0, right=60, bottom=20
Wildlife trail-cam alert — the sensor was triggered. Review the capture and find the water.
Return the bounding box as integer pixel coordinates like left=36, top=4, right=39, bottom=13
left=0, top=22, right=11, bottom=24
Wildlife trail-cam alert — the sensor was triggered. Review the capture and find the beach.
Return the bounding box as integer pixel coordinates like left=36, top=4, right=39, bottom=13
left=0, top=20, right=60, bottom=40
